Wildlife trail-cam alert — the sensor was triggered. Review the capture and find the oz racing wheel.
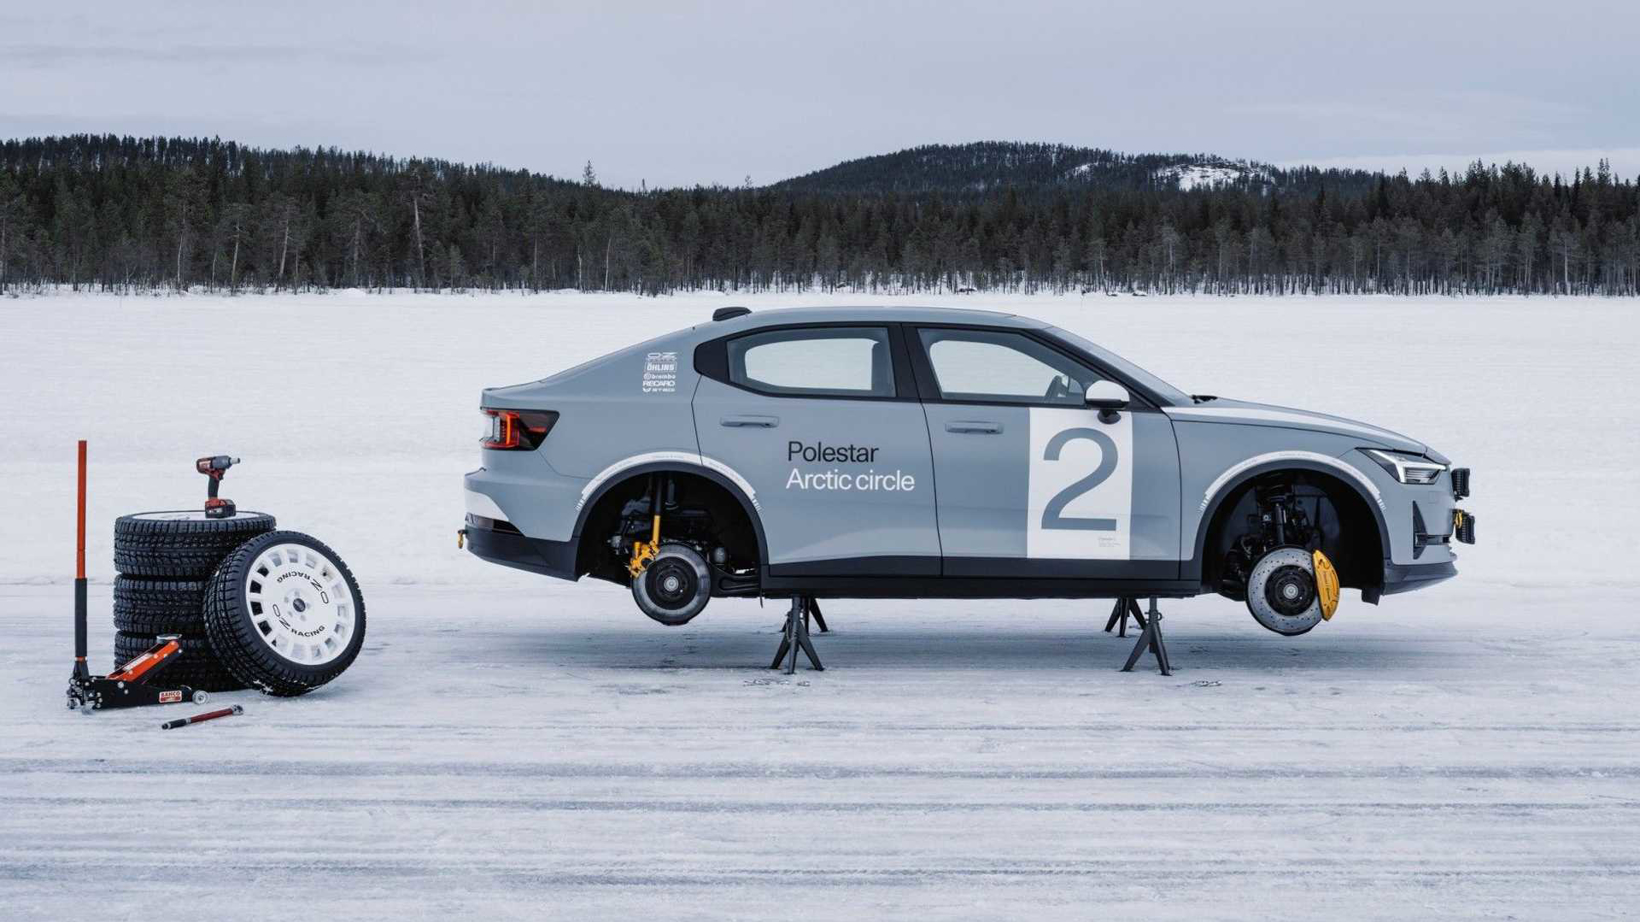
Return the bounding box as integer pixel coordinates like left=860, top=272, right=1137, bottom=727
left=202, top=530, right=366, bottom=696
left=633, top=543, right=711, bottom=626
left=1246, top=547, right=1325, bottom=636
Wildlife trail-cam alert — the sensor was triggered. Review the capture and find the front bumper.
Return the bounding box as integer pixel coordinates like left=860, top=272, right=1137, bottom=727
left=1371, top=457, right=1469, bottom=597
left=462, top=515, right=578, bottom=580
left=1382, top=558, right=1458, bottom=595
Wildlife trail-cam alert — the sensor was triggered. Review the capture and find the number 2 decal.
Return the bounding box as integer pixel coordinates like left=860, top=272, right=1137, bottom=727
left=1040, top=428, right=1118, bottom=531
left=1026, top=407, right=1133, bottom=560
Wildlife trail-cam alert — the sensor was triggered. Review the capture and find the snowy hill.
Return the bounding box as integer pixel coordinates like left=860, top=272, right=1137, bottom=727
left=774, top=141, right=1354, bottom=195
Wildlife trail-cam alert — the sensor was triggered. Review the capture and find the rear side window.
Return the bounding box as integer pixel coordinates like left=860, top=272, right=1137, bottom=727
left=917, top=328, right=1098, bottom=405
left=727, top=327, right=896, bottom=398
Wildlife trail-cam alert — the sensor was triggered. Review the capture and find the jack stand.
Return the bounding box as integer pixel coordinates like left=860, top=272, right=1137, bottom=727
left=1103, top=596, right=1147, bottom=637
left=770, top=595, right=824, bottom=674
left=805, top=597, right=829, bottom=633
left=774, top=596, right=830, bottom=633
left=1120, top=597, right=1173, bottom=676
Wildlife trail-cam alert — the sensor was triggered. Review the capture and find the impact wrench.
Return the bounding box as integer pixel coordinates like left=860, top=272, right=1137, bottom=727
left=196, top=454, right=241, bottom=518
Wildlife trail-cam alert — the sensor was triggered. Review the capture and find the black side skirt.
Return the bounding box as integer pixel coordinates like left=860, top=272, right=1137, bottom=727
left=465, top=528, right=1449, bottom=604
left=761, top=574, right=1198, bottom=600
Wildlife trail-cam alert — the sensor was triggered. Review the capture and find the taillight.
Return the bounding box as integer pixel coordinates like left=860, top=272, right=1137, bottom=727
left=481, top=408, right=559, bottom=451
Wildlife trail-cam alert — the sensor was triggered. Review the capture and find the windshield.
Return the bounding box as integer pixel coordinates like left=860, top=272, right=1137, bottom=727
left=1046, top=326, right=1192, bottom=406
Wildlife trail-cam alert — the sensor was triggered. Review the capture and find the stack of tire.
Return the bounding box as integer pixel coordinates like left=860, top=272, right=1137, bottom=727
left=113, top=512, right=365, bottom=697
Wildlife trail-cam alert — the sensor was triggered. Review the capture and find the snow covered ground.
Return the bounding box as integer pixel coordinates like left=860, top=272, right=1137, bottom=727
left=2, top=290, right=1638, bottom=919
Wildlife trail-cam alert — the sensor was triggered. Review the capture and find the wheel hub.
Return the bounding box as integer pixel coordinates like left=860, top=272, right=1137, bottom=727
left=1265, top=564, right=1316, bottom=617
left=647, top=558, right=697, bottom=609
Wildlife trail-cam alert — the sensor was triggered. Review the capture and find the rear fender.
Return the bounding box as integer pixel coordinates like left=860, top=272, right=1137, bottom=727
left=569, top=460, right=770, bottom=573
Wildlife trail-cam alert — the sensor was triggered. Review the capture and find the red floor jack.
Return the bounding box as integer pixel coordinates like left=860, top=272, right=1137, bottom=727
left=65, top=440, right=208, bottom=714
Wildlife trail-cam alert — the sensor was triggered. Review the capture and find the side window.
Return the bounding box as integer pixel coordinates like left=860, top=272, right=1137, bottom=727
left=917, top=328, right=1098, bottom=406
left=727, top=327, right=896, bottom=398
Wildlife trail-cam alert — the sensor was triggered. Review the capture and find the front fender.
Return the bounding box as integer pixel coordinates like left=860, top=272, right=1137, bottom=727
left=1185, top=451, right=1392, bottom=587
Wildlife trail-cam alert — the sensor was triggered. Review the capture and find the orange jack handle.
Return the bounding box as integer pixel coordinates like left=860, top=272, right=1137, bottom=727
left=74, top=440, right=89, bottom=672
left=76, top=440, right=87, bottom=580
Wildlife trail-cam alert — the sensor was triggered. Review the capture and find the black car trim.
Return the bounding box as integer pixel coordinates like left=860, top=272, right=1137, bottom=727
left=464, top=516, right=577, bottom=580
left=767, top=554, right=1178, bottom=581
left=758, top=574, right=1199, bottom=600
left=942, top=556, right=1180, bottom=580
left=1382, top=559, right=1457, bottom=595
left=769, top=555, right=939, bottom=578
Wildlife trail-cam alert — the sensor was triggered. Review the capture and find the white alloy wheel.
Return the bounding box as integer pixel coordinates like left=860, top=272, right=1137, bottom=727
left=245, top=542, right=358, bottom=665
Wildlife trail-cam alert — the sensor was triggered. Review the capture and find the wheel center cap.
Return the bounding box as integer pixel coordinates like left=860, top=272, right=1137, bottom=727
left=1282, top=584, right=1299, bottom=600
left=292, top=597, right=308, bottom=613
left=662, top=575, right=681, bottom=593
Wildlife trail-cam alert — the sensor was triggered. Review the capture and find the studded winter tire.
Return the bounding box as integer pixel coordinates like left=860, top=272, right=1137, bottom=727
left=202, top=530, right=366, bottom=697
left=114, top=511, right=276, bottom=578
left=113, top=631, right=247, bottom=693
left=112, top=576, right=207, bottom=634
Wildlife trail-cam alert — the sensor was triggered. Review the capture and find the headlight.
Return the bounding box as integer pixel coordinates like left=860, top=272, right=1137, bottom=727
left=1364, top=448, right=1446, bottom=485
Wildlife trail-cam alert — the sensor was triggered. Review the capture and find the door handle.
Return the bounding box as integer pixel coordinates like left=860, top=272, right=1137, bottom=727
left=721, top=415, right=779, bottom=428
left=945, top=420, right=1002, bottom=434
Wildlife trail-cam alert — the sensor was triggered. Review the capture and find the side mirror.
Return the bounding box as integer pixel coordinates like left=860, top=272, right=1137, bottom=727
left=1085, top=380, right=1129, bottom=423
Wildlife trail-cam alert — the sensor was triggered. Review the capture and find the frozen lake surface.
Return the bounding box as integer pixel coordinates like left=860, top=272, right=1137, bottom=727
left=1, top=290, right=1637, bottom=919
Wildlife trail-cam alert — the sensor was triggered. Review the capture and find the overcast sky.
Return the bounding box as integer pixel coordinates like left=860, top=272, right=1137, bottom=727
left=4, top=0, right=1636, bottom=188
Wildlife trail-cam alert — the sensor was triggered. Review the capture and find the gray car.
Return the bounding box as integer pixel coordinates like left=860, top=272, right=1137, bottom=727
left=462, top=306, right=1473, bottom=636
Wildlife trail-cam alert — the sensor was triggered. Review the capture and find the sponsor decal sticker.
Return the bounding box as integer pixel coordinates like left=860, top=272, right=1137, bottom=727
left=641, top=352, right=678, bottom=393
left=159, top=690, right=183, bottom=704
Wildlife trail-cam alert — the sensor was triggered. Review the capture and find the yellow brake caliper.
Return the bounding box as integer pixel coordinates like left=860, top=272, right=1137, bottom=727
left=1312, top=549, right=1340, bottom=621
left=628, top=514, right=661, bottom=578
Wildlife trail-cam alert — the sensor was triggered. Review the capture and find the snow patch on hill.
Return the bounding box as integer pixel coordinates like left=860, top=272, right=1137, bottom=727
left=1154, top=161, right=1270, bottom=190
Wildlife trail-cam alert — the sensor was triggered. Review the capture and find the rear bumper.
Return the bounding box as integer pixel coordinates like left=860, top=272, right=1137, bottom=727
left=463, top=516, right=578, bottom=581
left=1382, top=558, right=1457, bottom=596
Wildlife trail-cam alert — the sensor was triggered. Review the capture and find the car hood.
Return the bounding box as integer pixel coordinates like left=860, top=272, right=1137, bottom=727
left=1165, top=399, right=1432, bottom=456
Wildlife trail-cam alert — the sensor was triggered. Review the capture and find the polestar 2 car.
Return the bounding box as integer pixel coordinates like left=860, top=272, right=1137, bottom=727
left=461, top=306, right=1473, bottom=636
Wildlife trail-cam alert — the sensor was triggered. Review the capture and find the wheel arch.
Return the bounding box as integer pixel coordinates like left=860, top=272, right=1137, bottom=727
left=569, top=459, right=769, bottom=576
left=1188, top=456, right=1390, bottom=592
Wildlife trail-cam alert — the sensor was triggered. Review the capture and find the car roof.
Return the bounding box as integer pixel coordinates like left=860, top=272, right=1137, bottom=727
left=696, top=305, right=1048, bottom=333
